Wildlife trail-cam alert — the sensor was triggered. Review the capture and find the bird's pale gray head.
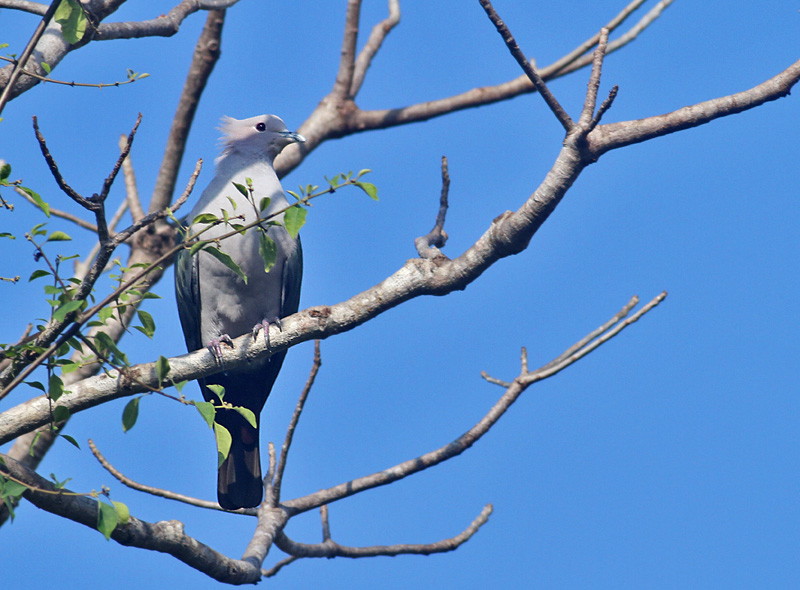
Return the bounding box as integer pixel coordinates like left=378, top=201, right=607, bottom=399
left=219, top=114, right=305, bottom=161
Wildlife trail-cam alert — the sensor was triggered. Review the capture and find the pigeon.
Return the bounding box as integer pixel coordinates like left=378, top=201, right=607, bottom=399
left=175, top=114, right=304, bottom=509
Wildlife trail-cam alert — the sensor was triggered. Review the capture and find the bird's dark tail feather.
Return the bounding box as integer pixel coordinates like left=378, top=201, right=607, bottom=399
left=216, top=414, right=263, bottom=510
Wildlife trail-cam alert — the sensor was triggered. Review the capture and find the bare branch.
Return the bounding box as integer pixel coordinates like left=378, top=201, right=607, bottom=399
left=118, top=135, right=144, bottom=223
left=280, top=294, right=666, bottom=515
left=414, top=156, right=451, bottom=259
left=150, top=9, right=225, bottom=213
left=333, top=0, right=361, bottom=99
left=0, top=1, right=47, bottom=16
left=93, top=1, right=239, bottom=41
left=0, top=453, right=263, bottom=584
left=32, top=117, right=93, bottom=209
left=273, top=340, right=322, bottom=503
left=275, top=503, right=493, bottom=558
left=578, top=28, right=610, bottom=129
left=0, top=0, right=60, bottom=117
left=14, top=186, right=98, bottom=232
left=88, top=439, right=225, bottom=511
left=588, top=59, right=800, bottom=158
left=478, top=0, right=573, bottom=131
left=350, top=0, right=401, bottom=96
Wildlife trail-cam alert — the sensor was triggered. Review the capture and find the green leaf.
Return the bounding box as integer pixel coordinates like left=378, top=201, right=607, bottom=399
left=122, top=397, right=140, bottom=432
left=55, top=0, right=88, bottom=44
left=22, top=187, right=50, bottom=217
left=26, top=380, right=45, bottom=393
left=60, top=434, right=80, bottom=449
left=52, top=299, right=83, bottom=322
left=1, top=477, right=28, bottom=499
left=155, top=355, right=170, bottom=384
left=234, top=406, right=258, bottom=429
left=52, top=405, right=70, bottom=423
left=173, top=380, right=188, bottom=393
left=48, top=374, right=64, bottom=402
left=232, top=182, right=248, bottom=197
left=112, top=501, right=130, bottom=524
left=283, top=205, right=307, bottom=238
left=40, top=61, right=51, bottom=74
left=354, top=181, right=379, bottom=201
left=28, top=269, right=50, bottom=281
left=191, top=213, right=219, bottom=225
left=259, top=197, right=271, bottom=212
left=0, top=162, right=10, bottom=181
left=98, top=306, right=114, bottom=323
left=0, top=232, right=15, bottom=239
left=214, top=423, right=232, bottom=468
left=203, top=246, right=248, bottom=284
left=206, top=383, right=225, bottom=400
left=194, top=401, right=215, bottom=429
left=188, top=240, right=208, bottom=256
left=258, top=232, right=276, bottom=273
left=93, top=332, right=129, bottom=365
left=96, top=501, right=118, bottom=540
left=46, top=230, right=72, bottom=242
left=135, top=309, right=155, bottom=338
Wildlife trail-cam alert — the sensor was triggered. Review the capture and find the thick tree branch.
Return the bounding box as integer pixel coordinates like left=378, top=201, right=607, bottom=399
left=0, top=454, right=263, bottom=584
left=93, top=1, right=239, bottom=41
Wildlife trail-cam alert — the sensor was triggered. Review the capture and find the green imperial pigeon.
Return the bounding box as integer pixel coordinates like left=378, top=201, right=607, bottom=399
left=175, top=114, right=305, bottom=510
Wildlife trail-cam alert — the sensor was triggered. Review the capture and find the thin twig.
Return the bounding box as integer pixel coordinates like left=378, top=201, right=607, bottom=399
left=32, top=117, right=92, bottom=208
left=478, top=0, right=574, bottom=131
left=275, top=503, right=493, bottom=558
left=579, top=28, right=610, bottom=128
left=14, top=186, right=98, bottom=232
left=0, top=0, right=60, bottom=116
left=350, top=0, right=400, bottom=96
left=273, top=341, right=322, bottom=503
left=414, top=156, right=450, bottom=259
left=88, top=439, right=230, bottom=511
left=282, top=294, right=667, bottom=515
left=119, top=135, right=144, bottom=222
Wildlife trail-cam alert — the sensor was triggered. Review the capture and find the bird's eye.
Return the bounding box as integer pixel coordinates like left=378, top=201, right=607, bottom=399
left=256, top=122, right=266, bottom=132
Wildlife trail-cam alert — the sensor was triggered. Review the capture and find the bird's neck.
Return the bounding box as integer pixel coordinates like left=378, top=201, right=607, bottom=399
left=215, top=150, right=278, bottom=183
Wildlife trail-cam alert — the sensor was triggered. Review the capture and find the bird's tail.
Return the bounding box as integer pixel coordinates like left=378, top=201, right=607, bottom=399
left=216, top=410, right=263, bottom=510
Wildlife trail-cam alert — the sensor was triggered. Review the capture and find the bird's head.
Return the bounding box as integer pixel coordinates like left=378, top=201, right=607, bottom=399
left=219, top=114, right=306, bottom=162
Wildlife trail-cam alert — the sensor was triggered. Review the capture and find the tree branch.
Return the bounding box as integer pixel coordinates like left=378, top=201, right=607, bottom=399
left=350, top=0, right=401, bottom=96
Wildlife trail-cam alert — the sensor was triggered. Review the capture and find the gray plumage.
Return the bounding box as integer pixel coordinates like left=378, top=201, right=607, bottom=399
left=175, top=114, right=304, bottom=510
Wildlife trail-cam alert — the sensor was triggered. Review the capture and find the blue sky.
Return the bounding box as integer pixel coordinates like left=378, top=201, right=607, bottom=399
left=1, top=2, right=798, bottom=588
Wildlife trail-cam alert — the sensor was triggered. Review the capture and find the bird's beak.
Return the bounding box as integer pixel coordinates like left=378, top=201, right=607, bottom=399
left=279, top=130, right=306, bottom=143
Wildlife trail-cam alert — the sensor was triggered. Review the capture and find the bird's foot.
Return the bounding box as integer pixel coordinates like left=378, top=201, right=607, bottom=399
left=252, top=317, right=283, bottom=348
left=207, top=334, right=234, bottom=362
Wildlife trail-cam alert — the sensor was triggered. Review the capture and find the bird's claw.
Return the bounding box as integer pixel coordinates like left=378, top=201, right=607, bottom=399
left=252, top=317, right=282, bottom=348
left=208, top=334, right=234, bottom=362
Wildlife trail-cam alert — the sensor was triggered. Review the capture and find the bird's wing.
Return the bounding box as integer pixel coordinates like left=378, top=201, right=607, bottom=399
left=174, top=244, right=203, bottom=354
left=281, top=235, right=303, bottom=318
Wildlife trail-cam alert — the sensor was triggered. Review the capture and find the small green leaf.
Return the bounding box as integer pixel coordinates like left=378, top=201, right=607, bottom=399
left=46, top=230, right=72, bottom=242
left=26, top=381, right=45, bottom=393
left=191, top=213, right=219, bottom=225
left=354, top=181, right=379, bottom=201
left=98, top=306, right=114, bottom=323
left=52, top=299, right=83, bottom=322
left=195, top=401, right=215, bottom=428
left=22, top=187, right=50, bottom=217
left=48, top=374, right=64, bottom=402
left=52, top=405, right=70, bottom=423
left=283, top=205, right=307, bottom=238
left=258, top=232, right=276, bottom=273
left=214, top=423, right=232, bottom=468
left=112, top=501, right=130, bottom=524
left=234, top=406, right=258, bottom=429
left=122, top=397, right=140, bottom=432
left=40, top=61, right=51, bottom=74
left=232, top=182, right=248, bottom=197
left=259, top=197, right=271, bottom=212
left=0, top=232, right=15, bottom=239
left=0, top=162, right=10, bottom=181
left=55, top=0, right=88, bottom=44
left=60, top=434, right=80, bottom=449
left=173, top=380, right=188, bottom=393
left=206, top=384, right=225, bottom=400
left=1, top=478, right=28, bottom=499
left=96, top=501, right=118, bottom=540
left=28, top=269, right=50, bottom=281
left=135, top=310, right=155, bottom=338
left=203, top=246, right=248, bottom=284
left=155, top=355, right=170, bottom=384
